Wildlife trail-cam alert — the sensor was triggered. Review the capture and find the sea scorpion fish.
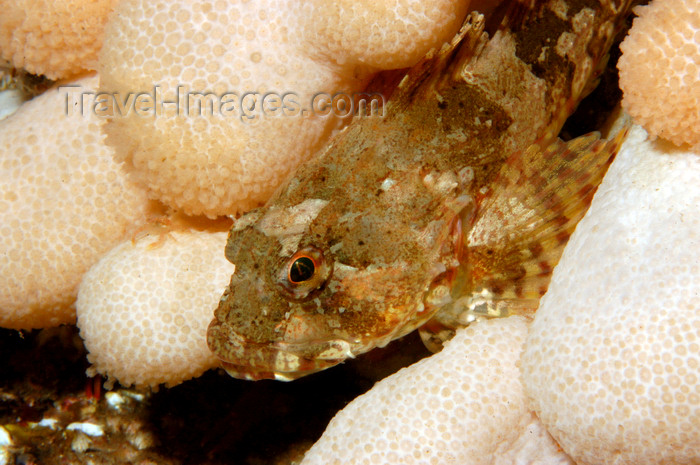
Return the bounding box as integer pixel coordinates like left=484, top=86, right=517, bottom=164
left=208, top=0, right=633, bottom=380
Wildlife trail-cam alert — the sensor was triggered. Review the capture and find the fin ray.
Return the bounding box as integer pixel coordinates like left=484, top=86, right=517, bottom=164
left=467, top=127, right=629, bottom=307
left=388, top=11, right=490, bottom=111
left=420, top=127, right=629, bottom=352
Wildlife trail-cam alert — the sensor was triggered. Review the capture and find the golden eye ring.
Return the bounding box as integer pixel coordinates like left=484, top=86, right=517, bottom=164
left=277, top=246, right=331, bottom=300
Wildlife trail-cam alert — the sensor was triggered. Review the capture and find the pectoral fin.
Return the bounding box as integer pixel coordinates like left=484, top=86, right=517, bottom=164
left=420, top=127, right=628, bottom=351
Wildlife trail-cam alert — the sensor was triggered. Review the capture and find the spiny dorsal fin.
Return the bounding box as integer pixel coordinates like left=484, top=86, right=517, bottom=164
left=388, top=0, right=565, bottom=115
left=388, top=11, right=489, bottom=111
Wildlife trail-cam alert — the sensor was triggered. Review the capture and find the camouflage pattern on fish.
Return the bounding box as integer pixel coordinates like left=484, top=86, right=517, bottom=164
left=208, top=0, right=633, bottom=380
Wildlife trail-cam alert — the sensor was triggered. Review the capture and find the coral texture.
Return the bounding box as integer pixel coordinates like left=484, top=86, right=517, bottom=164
left=618, top=0, right=700, bottom=147
left=521, top=124, right=700, bottom=465
left=98, top=0, right=468, bottom=217
left=300, top=0, right=471, bottom=69
left=0, top=0, right=119, bottom=79
left=0, top=75, right=153, bottom=329
left=77, top=229, right=233, bottom=387
left=302, top=317, right=573, bottom=465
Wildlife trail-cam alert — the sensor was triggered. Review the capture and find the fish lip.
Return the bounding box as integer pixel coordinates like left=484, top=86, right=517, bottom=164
left=218, top=360, right=331, bottom=381
left=210, top=329, right=356, bottom=381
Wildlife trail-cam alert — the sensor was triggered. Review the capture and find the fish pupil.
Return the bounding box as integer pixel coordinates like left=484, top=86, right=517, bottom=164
left=289, top=257, right=315, bottom=283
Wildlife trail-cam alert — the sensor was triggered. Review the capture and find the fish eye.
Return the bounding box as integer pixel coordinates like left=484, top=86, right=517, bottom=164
left=278, top=246, right=331, bottom=300
left=288, top=255, right=316, bottom=283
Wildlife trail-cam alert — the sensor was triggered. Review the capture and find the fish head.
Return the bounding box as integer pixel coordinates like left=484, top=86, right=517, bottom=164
left=207, top=196, right=455, bottom=381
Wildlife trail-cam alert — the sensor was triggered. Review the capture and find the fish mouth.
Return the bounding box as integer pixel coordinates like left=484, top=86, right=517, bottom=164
left=208, top=326, right=356, bottom=381
left=219, top=358, right=336, bottom=381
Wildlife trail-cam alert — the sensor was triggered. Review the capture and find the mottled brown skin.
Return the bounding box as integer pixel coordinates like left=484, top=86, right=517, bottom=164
left=208, top=0, right=633, bottom=380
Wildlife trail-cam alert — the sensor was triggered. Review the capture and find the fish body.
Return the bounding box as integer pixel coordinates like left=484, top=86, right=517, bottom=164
left=207, top=0, right=633, bottom=380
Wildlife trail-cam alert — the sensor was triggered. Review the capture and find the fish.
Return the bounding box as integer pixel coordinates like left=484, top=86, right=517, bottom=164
left=207, top=0, right=633, bottom=380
